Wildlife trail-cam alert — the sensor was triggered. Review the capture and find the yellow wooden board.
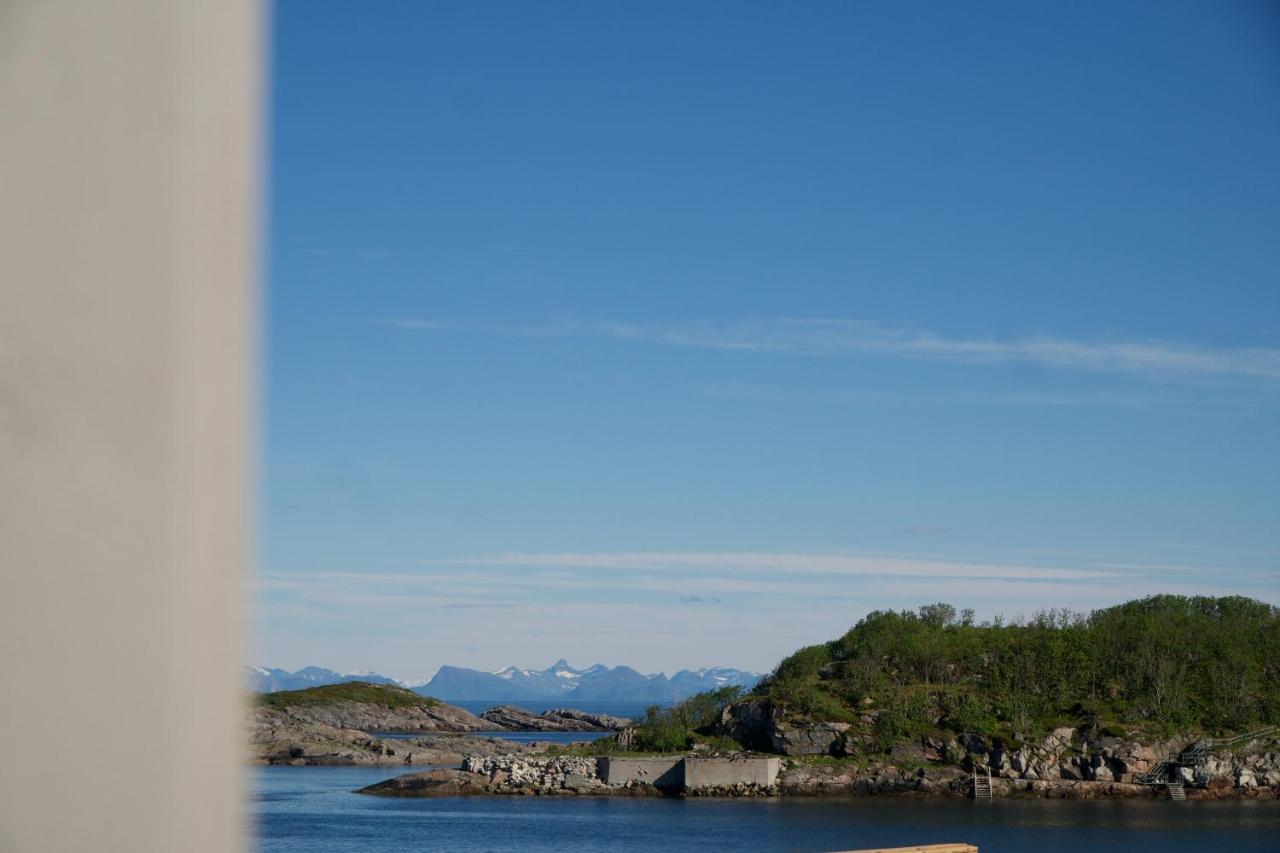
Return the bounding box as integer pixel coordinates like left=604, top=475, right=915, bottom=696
left=831, top=845, right=978, bottom=853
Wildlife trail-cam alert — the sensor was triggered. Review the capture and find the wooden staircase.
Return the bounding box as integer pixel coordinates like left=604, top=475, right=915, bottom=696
left=1166, top=780, right=1186, bottom=801
left=971, top=767, right=992, bottom=800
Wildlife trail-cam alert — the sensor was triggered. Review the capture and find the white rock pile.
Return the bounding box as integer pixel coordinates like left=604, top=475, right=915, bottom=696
left=462, top=754, right=604, bottom=792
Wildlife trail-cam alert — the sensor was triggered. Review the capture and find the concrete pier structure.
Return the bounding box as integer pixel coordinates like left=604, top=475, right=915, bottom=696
left=596, top=757, right=781, bottom=791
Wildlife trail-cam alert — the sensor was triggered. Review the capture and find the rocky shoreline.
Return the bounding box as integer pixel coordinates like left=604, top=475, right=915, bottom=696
left=351, top=721, right=1280, bottom=800
left=249, top=684, right=622, bottom=766
left=249, top=682, right=1280, bottom=800
left=775, top=729, right=1280, bottom=800
left=253, top=709, right=1280, bottom=799
left=776, top=762, right=1279, bottom=800
left=354, top=748, right=1280, bottom=800
left=713, top=696, right=1280, bottom=799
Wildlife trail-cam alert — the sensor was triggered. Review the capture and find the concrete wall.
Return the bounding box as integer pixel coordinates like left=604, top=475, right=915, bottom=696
left=0, top=2, right=260, bottom=851
left=597, top=757, right=781, bottom=790
left=597, top=757, right=684, bottom=788
left=684, top=758, right=782, bottom=789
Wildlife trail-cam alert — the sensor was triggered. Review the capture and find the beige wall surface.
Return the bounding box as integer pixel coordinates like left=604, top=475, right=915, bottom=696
left=683, top=758, right=782, bottom=789
left=0, top=2, right=261, bottom=851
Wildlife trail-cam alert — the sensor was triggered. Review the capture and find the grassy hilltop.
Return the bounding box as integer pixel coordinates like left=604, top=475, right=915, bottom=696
left=626, top=595, right=1280, bottom=754
left=257, top=682, right=441, bottom=711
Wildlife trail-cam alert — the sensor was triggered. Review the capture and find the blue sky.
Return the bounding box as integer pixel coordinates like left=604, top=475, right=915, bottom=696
left=258, top=0, right=1280, bottom=679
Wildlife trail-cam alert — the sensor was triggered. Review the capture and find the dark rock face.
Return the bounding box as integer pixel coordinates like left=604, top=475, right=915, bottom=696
left=358, top=769, right=489, bottom=797
left=716, top=698, right=776, bottom=751
left=772, top=722, right=850, bottom=756
left=716, top=699, right=849, bottom=756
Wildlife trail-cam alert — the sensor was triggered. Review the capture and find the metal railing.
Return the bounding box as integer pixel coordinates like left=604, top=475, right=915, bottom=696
left=1135, top=725, right=1279, bottom=786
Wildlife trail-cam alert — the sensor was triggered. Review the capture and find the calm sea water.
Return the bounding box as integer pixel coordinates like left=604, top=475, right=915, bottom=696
left=251, top=766, right=1280, bottom=852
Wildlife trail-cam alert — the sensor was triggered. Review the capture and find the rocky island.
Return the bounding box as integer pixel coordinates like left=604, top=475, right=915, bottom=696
left=249, top=682, right=625, bottom=766
left=348, top=595, right=1280, bottom=801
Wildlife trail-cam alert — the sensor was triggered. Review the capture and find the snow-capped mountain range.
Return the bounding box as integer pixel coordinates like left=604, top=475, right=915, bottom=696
left=242, top=666, right=402, bottom=693
left=243, top=659, right=761, bottom=703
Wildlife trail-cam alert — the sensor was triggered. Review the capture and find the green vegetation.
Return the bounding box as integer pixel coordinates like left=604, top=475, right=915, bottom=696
left=755, top=595, right=1280, bottom=744
left=540, top=739, right=660, bottom=759
left=539, top=689, right=752, bottom=758
left=257, top=681, right=440, bottom=711
left=624, top=686, right=746, bottom=752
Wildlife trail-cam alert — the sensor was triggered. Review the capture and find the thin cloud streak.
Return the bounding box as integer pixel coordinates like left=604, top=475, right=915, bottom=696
left=722, top=382, right=1163, bottom=412
left=592, top=318, right=1280, bottom=382
left=448, top=551, right=1117, bottom=581
left=384, top=318, right=449, bottom=331
left=381, top=315, right=1280, bottom=383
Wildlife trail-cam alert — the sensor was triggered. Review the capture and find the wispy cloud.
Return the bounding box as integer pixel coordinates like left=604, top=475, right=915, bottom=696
left=375, top=315, right=1280, bottom=384
left=717, top=381, right=1164, bottom=411
left=448, top=550, right=1117, bottom=581
left=383, top=318, right=449, bottom=331
left=898, top=525, right=950, bottom=537
left=255, top=553, right=1279, bottom=675
left=586, top=318, right=1280, bottom=382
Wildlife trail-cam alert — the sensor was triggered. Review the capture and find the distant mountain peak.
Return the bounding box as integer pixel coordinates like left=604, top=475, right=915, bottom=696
left=245, top=661, right=763, bottom=703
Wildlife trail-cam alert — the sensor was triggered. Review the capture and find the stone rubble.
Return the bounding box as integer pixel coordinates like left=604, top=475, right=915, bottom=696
left=720, top=698, right=1280, bottom=798
left=776, top=729, right=1280, bottom=798
left=462, top=754, right=610, bottom=794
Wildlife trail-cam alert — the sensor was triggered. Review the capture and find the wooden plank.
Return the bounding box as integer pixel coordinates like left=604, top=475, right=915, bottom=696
left=830, top=845, right=978, bottom=853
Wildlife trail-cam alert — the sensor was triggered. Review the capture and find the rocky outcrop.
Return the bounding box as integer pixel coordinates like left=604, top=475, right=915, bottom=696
left=772, top=722, right=851, bottom=756
left=716, top=698, right=852, bottom=756
left=780, top=762, right=966, bottom=796
left=777, top=726, right=1280, bottom=798
left=358, top=755, right=631, bottom=798
left=356, top=768, right=491, bottom=797
left=479, top=706, right=629, bottom=732
left=966, top=727, right=1187, bottom=785
left=462, top=754, right=609, bottom=792
left=716, top=691, right=1280, bottom=798
left=259, top=698, right=491, bottom=733
left=247, top=685, right=632, bottom=764
left=542, top=708, right=632, bottom=730
left=716, top=698, right=777, bottom=751
left=359, top=754, right=780, bottom=798
left=247, top=709, right=529, bottom=766
left=995, top=728, right=1279, bottom=793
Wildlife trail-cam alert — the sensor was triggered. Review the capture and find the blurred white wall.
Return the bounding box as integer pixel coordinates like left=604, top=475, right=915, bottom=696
left=0, top=2, right=261, bottom=850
